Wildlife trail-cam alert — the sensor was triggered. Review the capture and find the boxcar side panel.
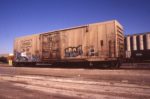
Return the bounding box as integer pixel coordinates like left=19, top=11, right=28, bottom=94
left=13, top=20, right=124, bottom=65
left=87, top=21, right=116, bottom=60
left=60, top=27, right=87, bottom=60
left=88, top=24, right=99, bottom=58
left=14, top=34, right=40, bottom=62
left=59, top=20, right=120, bottom=62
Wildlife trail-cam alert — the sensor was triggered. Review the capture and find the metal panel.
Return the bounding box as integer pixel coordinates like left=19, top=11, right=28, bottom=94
left=146, top=33, right=150, bottom=50
left=60, top=27, right=86, bottom=59
left=133, top=35, right=137, bottom=50
left=106, top=22, right=116, bottom=58
left=125, top=36, right=132, bottom=58
left=40, top=33, right=61, bottom=60
left=139, top=35, right=144, bottom=50
left=126, top=36, right=131, bottom=51
left=14, top=34, right=40, bottom=62
left=115, top=21, right=124, bottom=58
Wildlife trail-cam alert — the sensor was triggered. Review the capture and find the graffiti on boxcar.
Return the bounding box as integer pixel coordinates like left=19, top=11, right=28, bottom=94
left=88, top=46, right=95, bottom=56
left=14, top=39, right=40, bottom=62
left=64, top=45, right=83, bottom=57
left=14, top=49, right=40, bottom=62
left=20, top=39, right=32, bottom=49
left=84, top=45, right=98, bottom=56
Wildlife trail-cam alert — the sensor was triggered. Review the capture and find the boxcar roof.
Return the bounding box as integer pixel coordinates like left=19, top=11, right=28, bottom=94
left=15, top=20, right=121, bottom=38
left=39, top=20, right=121, bottom=34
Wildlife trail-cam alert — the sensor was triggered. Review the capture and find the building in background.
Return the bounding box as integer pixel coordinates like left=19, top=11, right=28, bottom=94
left=0, top=53, right=13, bottom=65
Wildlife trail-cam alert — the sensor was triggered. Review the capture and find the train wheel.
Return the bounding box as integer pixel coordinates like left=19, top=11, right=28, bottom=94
left=13, top=62, right=20, bottom=67
left=109, top=62, right=116, bottom=69
left=115, top=61, right=122, bottom=69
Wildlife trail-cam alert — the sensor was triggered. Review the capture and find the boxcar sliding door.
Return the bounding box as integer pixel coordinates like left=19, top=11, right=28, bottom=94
left=40, top=32, right=61, bottom=61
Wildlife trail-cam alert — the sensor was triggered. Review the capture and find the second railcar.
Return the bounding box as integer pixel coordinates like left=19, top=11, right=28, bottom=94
left=13, top=20, right=124, bottom=68
left=125, top=32, right=150, bottom=62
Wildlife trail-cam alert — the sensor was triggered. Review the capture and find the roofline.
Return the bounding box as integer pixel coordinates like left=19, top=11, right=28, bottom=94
left=15, top=19, right=120, bottom=38
left=40, top=20, right=118, bottom=35
left=41, top=25, right=88, bottom=35
left=125, top=32, right=150, bottom=37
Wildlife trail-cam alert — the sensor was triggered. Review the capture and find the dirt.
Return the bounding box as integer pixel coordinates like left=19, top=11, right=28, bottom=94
left=0, top=64, right=150, bottom=99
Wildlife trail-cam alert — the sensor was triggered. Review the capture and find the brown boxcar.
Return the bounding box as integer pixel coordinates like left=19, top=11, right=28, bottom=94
left=13, top=20, right=124, bottom=68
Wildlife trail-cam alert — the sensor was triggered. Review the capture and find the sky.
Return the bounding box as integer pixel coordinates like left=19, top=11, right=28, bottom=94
left=0, top=0, right=150, bottom=54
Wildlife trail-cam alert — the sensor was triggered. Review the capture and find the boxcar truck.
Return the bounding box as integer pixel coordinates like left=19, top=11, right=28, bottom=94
left=13, top=20, right=124, bottom=68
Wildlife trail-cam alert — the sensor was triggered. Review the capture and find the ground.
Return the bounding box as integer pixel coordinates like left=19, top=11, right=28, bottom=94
left=0, top=63, right=150, bottom=99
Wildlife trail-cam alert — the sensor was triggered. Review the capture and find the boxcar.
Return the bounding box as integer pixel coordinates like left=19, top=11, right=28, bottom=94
left=13, top=20, right=124, bottom=68
left=125, top=32, right=150, bottom=62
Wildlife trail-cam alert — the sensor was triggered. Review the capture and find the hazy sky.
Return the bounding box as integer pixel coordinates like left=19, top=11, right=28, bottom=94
left=0, top=0, right=150, bottom=53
